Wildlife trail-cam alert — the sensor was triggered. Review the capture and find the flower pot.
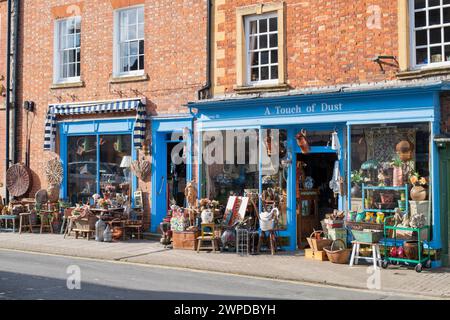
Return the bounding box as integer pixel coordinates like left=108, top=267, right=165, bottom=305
left=403, top=240, right=422, bottom=260
left=351, top=184, right=361, bottom=198
left=392, top=166, right=403, bottom=187
left=411, top=186, right=427, bottom=201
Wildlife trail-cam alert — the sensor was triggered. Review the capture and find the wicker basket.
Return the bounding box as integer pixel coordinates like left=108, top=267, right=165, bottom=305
left=324, top=239, right=352, bottom=264
left=306, top=231, right=333, bottom=252
left=73, top=216, right=97, bottom=231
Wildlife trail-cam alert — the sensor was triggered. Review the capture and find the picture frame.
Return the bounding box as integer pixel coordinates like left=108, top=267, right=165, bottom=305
left=134, top=190, right=143, bottom=209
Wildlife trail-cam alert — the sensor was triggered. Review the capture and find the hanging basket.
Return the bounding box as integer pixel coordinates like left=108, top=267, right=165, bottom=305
left=45, top=158, right=63, bottom=185
left=35, top=189, right=49, bottom=205
left=6, top=163, right=31, bottom=197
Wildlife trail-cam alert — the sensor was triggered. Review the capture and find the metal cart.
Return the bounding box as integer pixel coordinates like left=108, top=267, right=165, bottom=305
left=381, top=216, right=431, bottom=273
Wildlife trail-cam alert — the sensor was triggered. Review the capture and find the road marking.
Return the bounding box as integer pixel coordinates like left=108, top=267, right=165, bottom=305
left=0, top=248, right=443, bottom=300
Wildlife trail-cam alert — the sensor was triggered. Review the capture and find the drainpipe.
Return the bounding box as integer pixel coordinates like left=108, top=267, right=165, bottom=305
left=197, top=0, right=212, bottom=100
left=4, top=0, right=12, bottom=203
left=11, top=0, right=20, bottom=167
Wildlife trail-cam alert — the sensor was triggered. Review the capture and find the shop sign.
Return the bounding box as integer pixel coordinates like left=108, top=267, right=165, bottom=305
left=264, top=103, right=344, bottom=116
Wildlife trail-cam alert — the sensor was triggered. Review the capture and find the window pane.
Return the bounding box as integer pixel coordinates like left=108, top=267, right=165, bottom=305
left=76, top=49, right=81, bottom=63
left=269, top=34, right=278, bottom=48
left=130, top=41, right=138, bottom=55
left=99, top=135, right=132, bottom=199
left=444, top=7, right=450, bottom=23
left=76, top=62, right=81, bottom=77
left=249, top=35, right=257, bottom=51
left=430, top=46, right=443, bottom=62
left=249, top=20, right=257, bottom=34
left=259, top=19, right=267, bottom=33
left=415, top=0, right=426, bottom=9
left=69, top=63, right=76, bottom=77
left=445, top=45, right=450, bottom=61
left=251, top=52, right=259, bottom=66
left=261, top=51, right=269, bottom=64
left=128, top=9, right=137, bottom=24
left=270, top=66, right=278, bottom=80
left=138, top=23, right=144, bottom=39
left=139, top=40, right=144, bottom=55
left=121, top=58, right=129, bottom=72
left=251, top=67, right=259, bottom=81
left=271, top=50, right=278, bottom=64
left=68, top=49, right=75, bottom=63
left=429, top=9, right=441, bottom=25
left=430, top=28, right=442, bottom=44
left=444, top=0, right=450, bottom=4
left=139, top=55, right=144, bottom=70
left=416, top=29, right=428, bottom=46
left=261, top=66, right=269, bottom=80
left=130, top=56, right=138, bottom=71
left=75, top=34, right=81, bottom=47
left=120, top=43, right=129, bottom=59
left=137, top=7, right=144, bottom=23
left=428, top=0, right=441, bottom=7
left=445, top=26, right=450, bottom=42
left=259, top=34, right=268, bottom=49
left=415, top=11, right=426, bottom=28
left=128, top=25, right=137, bottom=40
left=416, top=47, right=428, bottom=64
left=120, top=26, right=127, bottom=41
left=269, top=17, right=277, bottom=32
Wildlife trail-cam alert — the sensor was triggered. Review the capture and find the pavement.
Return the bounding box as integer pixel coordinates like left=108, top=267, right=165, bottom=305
left=0, top=250, right=415, bottom=300
left=0, top=233, right=449, bottom=299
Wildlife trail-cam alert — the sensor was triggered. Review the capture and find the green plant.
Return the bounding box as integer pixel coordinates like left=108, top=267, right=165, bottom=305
left=351, top=170, right=363, bottom=184
left=391, top=156, right=403, bottom=168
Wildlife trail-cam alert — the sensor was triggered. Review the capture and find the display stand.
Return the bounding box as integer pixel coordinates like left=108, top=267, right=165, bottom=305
left=362, top=184, right=409, bottom=215
left=381, top=216, right=431, bottom=272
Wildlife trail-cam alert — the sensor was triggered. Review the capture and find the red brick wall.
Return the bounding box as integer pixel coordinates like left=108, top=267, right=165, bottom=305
left=5, top=0, right=206, bottom=228
left=215, top=0, right=399, bottom=93
left=0, top=0, right=8, bottom=199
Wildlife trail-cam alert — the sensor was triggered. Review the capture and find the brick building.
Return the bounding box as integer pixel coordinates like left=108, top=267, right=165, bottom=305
left=0, top=0, right=449, bottom=265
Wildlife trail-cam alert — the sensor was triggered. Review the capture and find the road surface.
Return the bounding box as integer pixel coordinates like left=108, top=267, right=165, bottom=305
left=0, top=249, right=417, bottom=300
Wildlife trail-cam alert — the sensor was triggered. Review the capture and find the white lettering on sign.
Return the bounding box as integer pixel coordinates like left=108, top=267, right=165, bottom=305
left=264, top=103, right=343, bottom=116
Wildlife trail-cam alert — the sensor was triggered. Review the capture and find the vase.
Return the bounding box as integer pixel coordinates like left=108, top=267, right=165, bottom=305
left=392, top=166, right=403, bottom=187
left=411, top=186, right=427, bottom=201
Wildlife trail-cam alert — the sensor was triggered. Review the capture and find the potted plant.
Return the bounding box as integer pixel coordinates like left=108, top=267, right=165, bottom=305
left=391, top=156, right=403, bottom=187
left=409, top=172, right=428, bottom=201
left=350, top=170, right=363, bottom=197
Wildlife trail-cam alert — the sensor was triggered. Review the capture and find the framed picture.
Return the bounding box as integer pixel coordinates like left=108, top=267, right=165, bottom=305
left=134, top=191, right=143, bottom=208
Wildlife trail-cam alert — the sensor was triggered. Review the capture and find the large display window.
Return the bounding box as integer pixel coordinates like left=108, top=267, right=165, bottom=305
left=349, top=123, right=431, bottom=222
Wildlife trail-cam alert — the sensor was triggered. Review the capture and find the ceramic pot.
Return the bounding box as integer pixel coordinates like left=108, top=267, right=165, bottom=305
left=351, top=184, right=361, bottom=198
left=411, top=186, right=427, bottom=201
left=201, top=209, right=214, bottom=224
left=404, top=240, right=422, bottom=260
left=392, top=166, right=403, bottom=187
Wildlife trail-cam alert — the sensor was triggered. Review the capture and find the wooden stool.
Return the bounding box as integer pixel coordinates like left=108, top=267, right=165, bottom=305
left=257, top=230, right=277, bottom=255
left=19, top=212, right=33, bottom=234
left=64, top=216, right=75, bottom=238
left=349, top=241, right=382, bottom=269
left=197, top=223, right=219, bottom=253
left=39, top=212, right=54, bottom=234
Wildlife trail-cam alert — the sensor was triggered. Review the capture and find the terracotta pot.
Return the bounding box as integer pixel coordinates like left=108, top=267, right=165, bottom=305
left=404, top=240, right=422, bottom=260
left=112, top=227, right=123, bottom=241
left=393, top=166, right=403, bottom=187
left=411, top=186, right=427, bottom=201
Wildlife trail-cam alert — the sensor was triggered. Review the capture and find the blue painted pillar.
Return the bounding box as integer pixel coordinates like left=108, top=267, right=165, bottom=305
left=287, top=126, right=297, bottom=251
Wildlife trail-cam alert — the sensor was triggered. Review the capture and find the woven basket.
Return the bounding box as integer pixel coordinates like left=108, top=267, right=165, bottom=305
left=306, top=231, right=333, bottom=252
left=324, top=239, right=352, bottom=264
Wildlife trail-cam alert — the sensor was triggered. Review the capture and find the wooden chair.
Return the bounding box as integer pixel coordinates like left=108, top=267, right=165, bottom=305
left=124, top=207, right=144, bottom=240
left=197, top=223, right=219, bottom=253
left=19, top=212, right=33, bottom=234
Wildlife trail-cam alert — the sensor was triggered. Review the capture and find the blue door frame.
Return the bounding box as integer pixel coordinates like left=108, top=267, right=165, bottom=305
left=59, top=118, right=137, bottom=203
left=151, top=117, right=193, bottom=233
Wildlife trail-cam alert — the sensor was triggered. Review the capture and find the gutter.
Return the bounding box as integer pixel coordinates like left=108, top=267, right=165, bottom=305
left=197, top=0, right=212, bottom=100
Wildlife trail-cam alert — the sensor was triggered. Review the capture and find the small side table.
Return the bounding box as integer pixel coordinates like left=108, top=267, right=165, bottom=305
left=0, top=215, right=18, bottom=233
left=349, top=241, right=382, bottom=269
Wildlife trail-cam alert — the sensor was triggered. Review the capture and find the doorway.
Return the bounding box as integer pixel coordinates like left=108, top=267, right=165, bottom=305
left=167, top=142, right=187, bottom=208
left=296, top=153, right=338, bottom=248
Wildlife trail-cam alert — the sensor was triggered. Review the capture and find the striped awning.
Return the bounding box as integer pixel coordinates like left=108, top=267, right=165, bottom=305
left=44, top=99, right=147, bottom=152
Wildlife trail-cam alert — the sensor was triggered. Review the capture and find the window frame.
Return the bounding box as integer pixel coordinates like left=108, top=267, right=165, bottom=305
left=53, top=16, right=82, bottom=84
left=244, top=12, right=279, bottom=86
left=409, top=0, right=450, bottom=70
left=113, top=5, right=145, bottom=78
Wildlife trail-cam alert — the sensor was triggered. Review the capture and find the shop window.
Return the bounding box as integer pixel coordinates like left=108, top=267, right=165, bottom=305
left=67, top=135, right=132, bottom=204
left=201, top=130, right=260, bottom=206
left=410, top=0, right=450, bottom=68
left=54, top=16, right=81, bottom=83
left=349, top=123, right=431, bottom=219
left=114, top=5, right=145, bottom=77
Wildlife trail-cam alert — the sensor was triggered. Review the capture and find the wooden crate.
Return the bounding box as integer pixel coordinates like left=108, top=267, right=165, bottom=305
left=305, top=248, right=329, bottom=261
left=172, top=231, right=200, bottom=250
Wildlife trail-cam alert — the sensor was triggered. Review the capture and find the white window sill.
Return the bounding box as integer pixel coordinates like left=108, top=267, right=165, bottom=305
left=51, top=80, right=84, bottom=89
left=397, top=65, right=450, bottom=80
left=110, top=73, right=148, bottom=84
left=234, top=82, right=289, bottom=94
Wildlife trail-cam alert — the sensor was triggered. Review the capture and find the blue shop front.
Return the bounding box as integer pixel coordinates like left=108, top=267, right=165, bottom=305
left=188, top=83, right=447, bottom=267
